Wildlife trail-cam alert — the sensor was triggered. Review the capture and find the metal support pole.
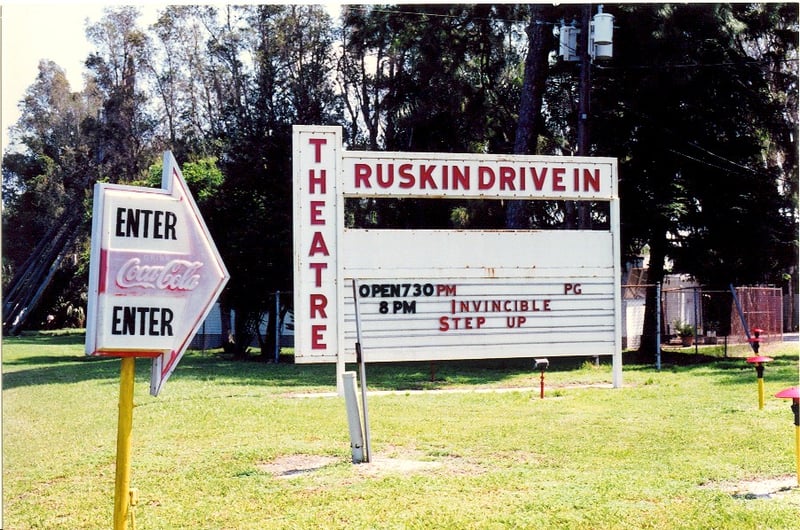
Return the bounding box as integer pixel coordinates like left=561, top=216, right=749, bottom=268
left=114, top=357, right=135, bottom=530
left=656, top=283, right=662, bottom=371
left=730, top=284, right=753, bottom=344
left=693, top=287, right=699, bottom=354
left=356, top=343, right=371, bottom=463
left=342, top=371, right=365, bottom=463
left=540, top=370, right=545, bottom=399
left=274, top=291, right=280, bottom=363
left=351, top=280, right=371, bottom=463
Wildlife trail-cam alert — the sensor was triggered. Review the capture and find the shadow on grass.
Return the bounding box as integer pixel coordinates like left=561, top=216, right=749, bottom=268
left=3, top=333, right=596, bottom=391
left=3, top=332, right=795, bottom=392
left=623, top=349, right=799, bottom=388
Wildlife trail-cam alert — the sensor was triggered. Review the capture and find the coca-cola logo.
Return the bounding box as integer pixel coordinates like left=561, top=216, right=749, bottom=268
left=117, top=257, right=203, bottom=290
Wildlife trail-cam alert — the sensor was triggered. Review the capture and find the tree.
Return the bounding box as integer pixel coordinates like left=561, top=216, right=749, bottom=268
left=339, top=4, right=528, bottom=229
left=4, top=2, right=795, bottom=347
left=84, top=6, right=158, bottom=184
left=195, top=4, right=340, bottom=357
left=2, top=60, right=98, bottom=332
left=507, top=3, right=557, bottom=229
left=588, top=3, right=798, bottom=351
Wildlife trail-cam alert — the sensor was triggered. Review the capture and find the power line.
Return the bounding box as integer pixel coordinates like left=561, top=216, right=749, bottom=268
left=343, top=5, right=530, bottom=25
left=343, top=6, right=798, bottom=73
left=595, top=57, right=799, bottom=72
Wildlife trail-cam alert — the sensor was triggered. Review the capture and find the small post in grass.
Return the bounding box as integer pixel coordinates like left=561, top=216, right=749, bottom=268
left=744, top=327, right=772, bottom=410
left=113, top=357, right=136, bottom=530
left=775, top=386, right=800, bottom=487
left=745, top=356, right=772, bottom=410
left=534, top=358, right=549, bottom=399
left=746, top=342, right=772, bottom=411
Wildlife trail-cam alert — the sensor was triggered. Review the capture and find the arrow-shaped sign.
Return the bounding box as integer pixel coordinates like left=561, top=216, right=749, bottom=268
left=86, top=151, right=229, bottom=396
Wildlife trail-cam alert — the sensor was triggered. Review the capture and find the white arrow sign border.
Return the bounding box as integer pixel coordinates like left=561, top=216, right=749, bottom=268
left=85, top=151, right=229, bottom=396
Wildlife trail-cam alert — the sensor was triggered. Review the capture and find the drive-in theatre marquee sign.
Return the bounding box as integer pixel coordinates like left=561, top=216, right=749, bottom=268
left=293, top=126, right=622, bottom=387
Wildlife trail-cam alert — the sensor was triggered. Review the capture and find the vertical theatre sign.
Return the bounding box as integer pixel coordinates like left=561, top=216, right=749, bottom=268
left=293, top=126, right=622, bottom=386
left=86, top=151, right=229, bottom=396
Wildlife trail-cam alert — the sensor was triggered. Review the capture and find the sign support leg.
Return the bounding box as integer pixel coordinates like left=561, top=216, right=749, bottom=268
left=351, top=280, right=371, bottom=463
left=114, top=357, right=136, bottom=530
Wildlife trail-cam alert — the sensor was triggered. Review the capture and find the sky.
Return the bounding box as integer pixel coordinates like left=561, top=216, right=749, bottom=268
left=1, top=1, right=343, bottom=152
left=1, top=2, right=145, bottom=150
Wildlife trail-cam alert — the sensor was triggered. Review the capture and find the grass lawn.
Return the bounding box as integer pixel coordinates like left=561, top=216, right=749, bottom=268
left=2, top=331, right=800, bottom=529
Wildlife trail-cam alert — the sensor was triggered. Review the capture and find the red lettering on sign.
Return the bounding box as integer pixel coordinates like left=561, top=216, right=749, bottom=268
left=310, top=324, right=327, bottom=349
left=584, top=168, right=600, bottom=192
left=308, top=232, right=330, bottom=256
left=347, top=161, right=602, bottom=195
left=309, top=262, right=327, bottom=287
left=309, top=169, right=327, bottom=194
left=377, top=163, right=393, bottom=188
left=354, top=163, right=371, bottom=188
left=478, top=166, right=494, bottom=190
left=531, top=167, right=547, bottom=190
left=419, top=165, right=436, bottom=189
left=499, top=166, right=516, bottom=191
left=452, top=166, right=469, bottom=190
left=310, top=200, right=325, bottom=225
left=399, top=163, right=415, bottom=188
left=552, top=167, right=566, bottom=191
left=308, top=137, right=327, bottom=163
left=439, top=315, right=487, bottom=332
left=310, top=293, right=328, bottom=318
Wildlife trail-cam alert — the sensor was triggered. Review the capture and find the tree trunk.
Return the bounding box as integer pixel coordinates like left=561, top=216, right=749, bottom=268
left=640, top=227, right=668, bottom=355
left=220, top=301, right=235, bottom=353
left=506, top=4, right=552, bottom=229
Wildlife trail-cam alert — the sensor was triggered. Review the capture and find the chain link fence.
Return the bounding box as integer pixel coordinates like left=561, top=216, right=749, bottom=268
left=623, top=276, right=788, bottom=354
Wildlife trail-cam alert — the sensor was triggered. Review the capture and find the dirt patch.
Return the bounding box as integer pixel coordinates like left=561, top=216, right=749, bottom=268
left=354, top=456, right=443, bottom=476
left=257, top=450, right=484, bottom=479
left=359, top=446, right=486, bottom=477
left=702, top=475, right=799, bottom=500
left=257, top=454, right=338, bottom=478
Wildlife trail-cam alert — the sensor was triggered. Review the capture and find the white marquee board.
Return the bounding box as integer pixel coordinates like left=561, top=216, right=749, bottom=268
left=293, top=126, right=622, bottom=386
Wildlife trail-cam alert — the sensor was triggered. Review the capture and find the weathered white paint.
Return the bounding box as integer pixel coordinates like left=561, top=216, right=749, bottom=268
left=292, top=126, right=622, bottom=387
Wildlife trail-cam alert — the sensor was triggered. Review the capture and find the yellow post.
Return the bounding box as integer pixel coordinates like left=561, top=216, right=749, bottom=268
left=746, top=357, right=772, bottom=410
left=794, top=424, right=800, bottom=486
left=114, top=357, right=136, bottom=530
left=775, top=388, right=800, bottom=487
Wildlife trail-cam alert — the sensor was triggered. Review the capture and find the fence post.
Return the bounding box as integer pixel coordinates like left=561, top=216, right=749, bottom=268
left=694, top=287, right=699, bottom=354
left=656, top=283, right=662, bottom=371
left=274, top=291, right=280, bottom=363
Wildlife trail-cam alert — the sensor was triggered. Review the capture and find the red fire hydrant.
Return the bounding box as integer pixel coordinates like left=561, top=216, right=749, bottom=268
left=775, top=386, right=800, bottom=487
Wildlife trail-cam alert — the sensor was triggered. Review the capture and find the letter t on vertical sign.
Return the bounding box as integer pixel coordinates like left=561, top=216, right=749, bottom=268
left=293, top=126, right=341, bottom=364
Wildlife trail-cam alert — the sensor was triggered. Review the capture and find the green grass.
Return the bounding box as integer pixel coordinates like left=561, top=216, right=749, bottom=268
left=3, top=331, right=800, bottom=529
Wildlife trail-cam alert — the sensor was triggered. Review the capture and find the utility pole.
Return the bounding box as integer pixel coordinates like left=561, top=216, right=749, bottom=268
left=577, top=5, right=593, bottom=228
left=560, top=5, right=615, bottom=228
left=577, top=4, right=592, bottom=159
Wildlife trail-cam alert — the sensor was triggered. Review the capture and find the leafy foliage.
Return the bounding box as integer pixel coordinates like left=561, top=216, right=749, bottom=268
left=2, top=4, right=796, bottom=344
